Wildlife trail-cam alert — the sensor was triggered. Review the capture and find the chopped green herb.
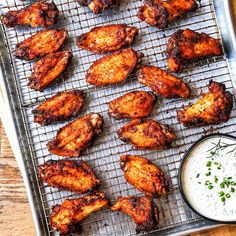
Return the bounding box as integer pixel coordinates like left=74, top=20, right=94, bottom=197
left=218, top=191, right=225, bottom=197
left=198, top=181, right=201, bottom=184
left=220, top=182, right=225, bottom=188
left=228, top=177, right=232, bottom=180
left=206, top=161, right=212, bottom=167
left=221, top=197, right=226, bottom=203
left=214, top=176, right=218, bottom=183
left=206, top=172, right=211, bottom=176
left=217, top=166, right=222, bottom=170
left=205, top=180, right=211, bottom=185
left=196, top=174, right=200, bottom=178
left=208, top=185, right=214, bottom=190
left=214, top=162, right=219, bottom=165
left=226, top=193, right=231, bottom=198
left=231, top=187, right=235, bottom=193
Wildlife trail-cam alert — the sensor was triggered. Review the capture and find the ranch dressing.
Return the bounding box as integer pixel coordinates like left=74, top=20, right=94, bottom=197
left=181, top=136, right=236, bottom=221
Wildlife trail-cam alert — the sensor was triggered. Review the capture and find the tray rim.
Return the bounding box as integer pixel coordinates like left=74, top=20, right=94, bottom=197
left=0, top=0, right=235, bottom=235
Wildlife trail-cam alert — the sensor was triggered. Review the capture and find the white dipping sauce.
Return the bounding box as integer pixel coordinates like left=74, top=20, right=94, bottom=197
left=181, top=135, right=236, bottom=221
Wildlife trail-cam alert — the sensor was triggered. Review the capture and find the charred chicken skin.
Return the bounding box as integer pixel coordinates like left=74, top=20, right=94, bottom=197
left=28, top=51, right=71, bottom=91
left=117, top=119, right=176, bottom=150
left=111, top=196, right=159, bottom=233
left=77, top=24, right=138, bottom=54
left=167, top=29, right=223, bottom=72
left=77, top=0, right=115, bottom=14
left=38, top=159, right=100, bottom=193
left=33, top=90, right=85, bottom=125
left=138, top=0, right=198, bottom=29
left=16, top=28, right=67, bottom=60
left=120, top=155, right=169, bottom=197
left=137, top=65, right=191, bottom=98
left=47, top=113, right=103, bottom=157
left=50, top=192, right=109, bottom=235
left=108, top=91, right=156, bottom=119
left=2, top=1, right=59, bottom=28
left=86, top=48, right=143, bottom=86
left=177, top=81, right=233, bottom=127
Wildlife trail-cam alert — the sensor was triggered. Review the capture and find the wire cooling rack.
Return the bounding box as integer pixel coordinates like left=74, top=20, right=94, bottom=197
left=0, top=0, right=236, bottom=235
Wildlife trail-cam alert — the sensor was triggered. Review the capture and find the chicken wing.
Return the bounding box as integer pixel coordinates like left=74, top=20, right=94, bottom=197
left=33, top=90, right=85, bottom=125
left=167, top=29, right=223, bottom=72
left=77, top=0, right=115, bottom=14
left=108, top=91, right=156, bottom=119
left=138, top=0, right=198, bottom=29
left=86, top=48, right=143, bottom=86
left=50, top=192, right=109, bottom=235
left=111, top=196, right=158, bottom=233
left=117, top=119, right=176, bottom=150
left=77, top=24, right=138, bottom=54
left=28, top=51, right=71, bottom=91
left=2, top=1, right=59, bottom=28
left=16, top=28, right=67, bottom=60
left=47, top=113, right=103, bottom=157
left=120, top=155, right=169, bottom=197
left=177, top=81, right=233, bottom=127
left=137, top=65, right=191, bottom=98
left=38, top=159, right=100, bottom=193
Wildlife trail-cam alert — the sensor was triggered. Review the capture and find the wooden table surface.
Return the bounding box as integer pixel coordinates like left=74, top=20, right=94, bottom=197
left=1, top=2, right=236, bottom=236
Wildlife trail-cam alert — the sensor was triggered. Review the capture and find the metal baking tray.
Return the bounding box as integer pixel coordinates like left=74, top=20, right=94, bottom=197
left=0, top=0, right=236, bottom=235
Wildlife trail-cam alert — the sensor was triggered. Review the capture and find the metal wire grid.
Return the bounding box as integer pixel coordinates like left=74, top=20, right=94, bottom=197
left=1, top=0, right=236, bottom=235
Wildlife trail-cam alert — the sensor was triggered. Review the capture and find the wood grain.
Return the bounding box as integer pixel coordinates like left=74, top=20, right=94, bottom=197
left=1, top=1, right=236, bottom=236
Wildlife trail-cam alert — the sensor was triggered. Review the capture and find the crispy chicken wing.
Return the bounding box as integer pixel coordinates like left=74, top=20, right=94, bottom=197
left=50, top=192, right=109, bottom=235
left=2, top=1, right=59, bottom=28
left=77, top=24, right=138, bottom=54
left=120, top=155, right=169, bottom=196
left=38, top=159, right=99, bottom=193
left=137, top=65, right=191, bottom=98
left=77, top=0, right=115, bottom=14
left=138, top=0, right=198, bottom=29
left=177, top=81, right=233, bottom=127
left=33, top=90, right=85, bottom=125
left=167, top=29, right=223, bottom=72
left=47, top=113, right=103, bottom=157
left=108, top=91, right=156, bottom=119
left=111, top=196, right=158, bottom=233
left=86, top=48, right=143, bottom=86
left=16, top=28, right=67, bottom=60
left=117, top=119, right=176, bottom=150
left=28, top=51, right=71, bottom=91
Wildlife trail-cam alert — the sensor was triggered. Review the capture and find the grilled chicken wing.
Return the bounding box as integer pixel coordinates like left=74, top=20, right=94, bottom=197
left=111, top=196, right=158, bottom=233
left=77, top=0, right=115, bottom=14
left=86, top=48, right=143, bottom=86
left=28, top=51, right=71, bottom=91
left=47, top=113, right=103, bottom=157
left=108, top=91, right=156, bottom=119
left=16, top=28, right=67, bottom=60
left=120, top=155, right=169, bottom=196
left=33, top=90, right=85, bottom=125
left=77, top=24, right=138, bottom=54
left=38, top=159, right=99, bottom=193
left=50, top=192, right=109, bottom=235
left=167, top=29, right=223, bottom=72
left=177, top=81, right=233, bottom=127
left=2, top=1, right=59, bottom=28
left=137, top=65, right=191, bottom=98
left=138, top=0, right=198, bottom=29
left=117, top=119, right=176, bottom=150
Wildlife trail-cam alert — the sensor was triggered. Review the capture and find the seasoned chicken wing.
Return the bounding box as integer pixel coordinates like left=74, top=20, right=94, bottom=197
left=16, top=28, right=67, bottom=60
left=120, top=155, right=169, bottom=196
left=167, top=29, right=223, bottom=72
left=137, top=65, right=191, bottom=98
left=77, top=24, right=138, bottom=54
left=77, top=0, right=115, bottom=14
left=33, top=90, right=85, bottom=125
left=108, top=91, right=156, bottom=119
left=28, top=51, right=71, bottom=91
left=177, top=81, right=233, bottom=127
left=2, top=1, right=59, bottom=28
left=47, top=113, right=103, bottom=157
left=38, top=159, right=99, bottom=193
left=138, top=0, right=198, bottom=29
left=50, top=192, right=109, bottom=235
left=117, top=119, right=176, bottom=150
left=86, top=48, right=143, bottom=86
left=111, top=196, right=158, bottom=233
